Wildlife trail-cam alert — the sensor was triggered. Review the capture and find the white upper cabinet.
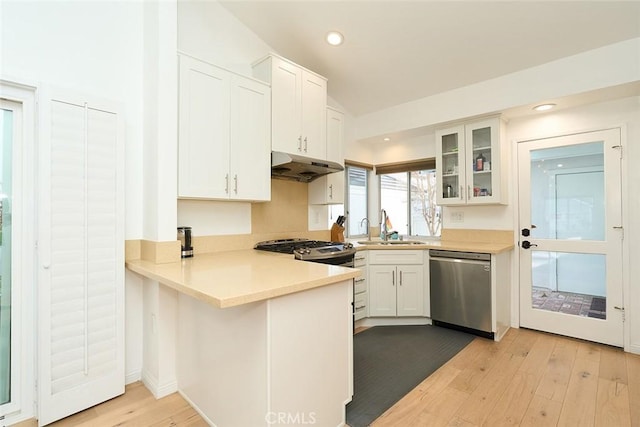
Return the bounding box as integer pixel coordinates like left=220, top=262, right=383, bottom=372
left=436, top=116, right=507, bottom=206
left=178, top=54, right=271, bottom=201
left=253, top=54, right=327, bottom=159
left=229, top=76, right=272, bottom=201
left=309, top=107, right=344, bottom=205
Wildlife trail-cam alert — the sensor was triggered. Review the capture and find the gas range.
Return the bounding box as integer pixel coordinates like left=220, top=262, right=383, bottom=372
left=254, top=238, right=356, bottom=265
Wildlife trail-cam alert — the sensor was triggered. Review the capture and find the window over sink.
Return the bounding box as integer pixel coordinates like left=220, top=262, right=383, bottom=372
left=377, top=159, right=441, bottom=238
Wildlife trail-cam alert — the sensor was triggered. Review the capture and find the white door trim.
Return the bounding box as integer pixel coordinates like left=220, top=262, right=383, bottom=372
left=0, top=80, right=37, bottom=425
left=516, top=127, right=624, bottom=347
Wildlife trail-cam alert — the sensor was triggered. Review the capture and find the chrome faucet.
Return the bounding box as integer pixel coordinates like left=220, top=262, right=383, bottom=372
left=360, top=217, right=371, bottom=241
left=380, top=209, right=389, bottom=241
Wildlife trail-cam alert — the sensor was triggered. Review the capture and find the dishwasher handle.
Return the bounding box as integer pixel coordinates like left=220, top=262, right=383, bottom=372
left=429, top=249, right=491, bottom=262
left=430, top=256, right=490, bottom=268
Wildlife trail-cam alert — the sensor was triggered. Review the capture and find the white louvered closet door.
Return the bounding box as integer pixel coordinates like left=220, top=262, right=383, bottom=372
left=38, top=97, right=124, bottom=426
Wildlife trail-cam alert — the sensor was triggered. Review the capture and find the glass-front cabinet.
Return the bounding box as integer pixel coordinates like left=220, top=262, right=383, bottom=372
left=436, top=117, right=506, bottom=206
left=436, top=125, right=465, bottom=204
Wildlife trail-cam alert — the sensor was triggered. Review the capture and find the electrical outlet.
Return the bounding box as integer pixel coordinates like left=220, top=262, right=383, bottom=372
left=450, top=211, right=464, bottom=223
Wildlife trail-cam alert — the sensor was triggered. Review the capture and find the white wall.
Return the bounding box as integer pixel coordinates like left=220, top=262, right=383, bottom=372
left=0, top=0, right=147, bottom=412
left=1, top=0, right=145, bottom=239
left=356, top=37, right=640, bottom=141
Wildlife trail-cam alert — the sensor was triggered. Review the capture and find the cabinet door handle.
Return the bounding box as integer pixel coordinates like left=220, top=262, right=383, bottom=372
left=329, top=184, right=333, bottom=199
left=354, top=278, right=365, bottom=283
left=400, top=270, right=403, bottom=285
left=392, top=270, right=395, bottom=286
left=460, top=185, right=464, bottom=200
left=234, top=174, right=238, bottom=194
left=468, top=185, right=471, bottom=200
left=304, top=137, right=308, bottom=152
left=225, top=174, right=229, bottom=193
left=298, top=135, right=302, bottom=151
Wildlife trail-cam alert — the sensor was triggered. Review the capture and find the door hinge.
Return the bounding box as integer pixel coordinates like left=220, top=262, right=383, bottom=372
left=612, top=144, right=623, bottom=159
left=613, top=226, right=624, bottom=240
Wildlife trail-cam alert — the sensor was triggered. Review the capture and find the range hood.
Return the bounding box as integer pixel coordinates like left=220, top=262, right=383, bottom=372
left=271, top=151, right=344, bottom=182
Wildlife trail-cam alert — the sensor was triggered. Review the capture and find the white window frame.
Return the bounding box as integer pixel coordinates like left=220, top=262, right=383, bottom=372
left=0, top=80, right=37, bottom=425
left=345, top=165, right=369, bottom=238
left=378, top=169, right=441, bottom=238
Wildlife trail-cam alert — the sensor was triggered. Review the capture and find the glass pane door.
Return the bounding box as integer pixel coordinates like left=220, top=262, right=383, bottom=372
left=0, top=107, right=13, bottom=405
left=440, top=131, right=461, bottom=200
left=529, top=142, right=605, bottom=317
left=518, top=129, right=623, bottom=346
left=470, top=125, right=493, bottom=198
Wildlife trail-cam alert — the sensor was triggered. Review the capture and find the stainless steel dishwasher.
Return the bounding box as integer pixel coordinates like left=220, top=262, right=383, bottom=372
left=429, top=250, right=493, bottom=339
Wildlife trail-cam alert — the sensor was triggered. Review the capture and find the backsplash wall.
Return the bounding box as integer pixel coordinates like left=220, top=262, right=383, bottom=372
left=252, top=179, right=309, bottom=233
left=178, top=179, right=329, bottom=240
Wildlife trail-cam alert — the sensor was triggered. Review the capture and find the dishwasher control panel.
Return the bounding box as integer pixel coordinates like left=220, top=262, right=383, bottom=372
left=429, top=249, right=490, bottom=261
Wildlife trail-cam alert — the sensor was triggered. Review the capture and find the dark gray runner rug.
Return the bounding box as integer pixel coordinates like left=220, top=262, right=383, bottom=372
left=346, top=325, right=474, bottom=427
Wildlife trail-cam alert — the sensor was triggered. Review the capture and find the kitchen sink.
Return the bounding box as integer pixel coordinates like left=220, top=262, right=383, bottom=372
left=356, top=240, right=426, bottom=245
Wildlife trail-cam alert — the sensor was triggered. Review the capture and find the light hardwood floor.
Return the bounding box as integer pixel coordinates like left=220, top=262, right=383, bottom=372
left=373, top=327, right=640, bottom=427
left=13, top=328, right=640, bottom=427
left=11, top=381, right=208, bottom=427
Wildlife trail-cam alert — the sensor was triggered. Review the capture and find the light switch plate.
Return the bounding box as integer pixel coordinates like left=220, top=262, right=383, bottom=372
left=450, top=211, right=464, bottom=223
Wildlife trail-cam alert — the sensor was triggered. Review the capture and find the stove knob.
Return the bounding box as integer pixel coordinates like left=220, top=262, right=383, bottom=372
left=344, top=242, right=353, bottom=249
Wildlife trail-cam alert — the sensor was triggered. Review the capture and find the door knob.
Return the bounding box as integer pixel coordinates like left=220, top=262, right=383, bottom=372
left=521, top=241, right=538, bottom=249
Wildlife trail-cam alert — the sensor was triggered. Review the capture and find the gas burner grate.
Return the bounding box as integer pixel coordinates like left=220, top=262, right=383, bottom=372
left=254, top=239, right=339, bottom=254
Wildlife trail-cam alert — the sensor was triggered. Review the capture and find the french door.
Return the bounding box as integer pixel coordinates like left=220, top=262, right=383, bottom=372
left=0, top=85, right=36, bottom=424
left=518, top=129, right=624, bottom=347
left=0, top=100, right=17, bottom=414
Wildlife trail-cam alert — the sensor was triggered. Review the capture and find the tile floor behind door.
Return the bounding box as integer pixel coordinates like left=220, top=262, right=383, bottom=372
left=532, top=286, right=606, bottom=319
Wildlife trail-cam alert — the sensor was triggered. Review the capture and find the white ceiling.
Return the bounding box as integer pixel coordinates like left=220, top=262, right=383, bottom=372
left=219, top=1, right=640, bottom=117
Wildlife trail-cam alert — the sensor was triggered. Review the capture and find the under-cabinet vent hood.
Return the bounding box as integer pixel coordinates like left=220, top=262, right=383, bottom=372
left=271, top=151, right=344, bottom=183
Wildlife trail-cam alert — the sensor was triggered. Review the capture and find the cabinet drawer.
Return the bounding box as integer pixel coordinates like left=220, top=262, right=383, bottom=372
left=369, top=250, right=423, bottom=265
left=354, top=277, right=367, bottom=294
left=354, top=291, right=367, bottom=320
left=354, top=252, right=367, bottom=267
left=354, top=292, right=367, bottom=310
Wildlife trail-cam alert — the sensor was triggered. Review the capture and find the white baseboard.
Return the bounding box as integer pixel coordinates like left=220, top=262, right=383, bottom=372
left=357, top=317, right=431, bottom=328
left=141, top=369, right=178, bottom=399
left=2, top=413, right=35, bottom=427
left=178, top=389, right=216, bottom=426
left=627, top=343, right=640, bottom=355
left=125, top=370, right=142, bottom=385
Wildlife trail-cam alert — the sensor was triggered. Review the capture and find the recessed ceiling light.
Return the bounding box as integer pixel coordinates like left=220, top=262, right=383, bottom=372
left=533, top=103, right=556, bottom=112
left=383, top=137, right=391, bottom=142
left=326, top=31, right=344, bottom=46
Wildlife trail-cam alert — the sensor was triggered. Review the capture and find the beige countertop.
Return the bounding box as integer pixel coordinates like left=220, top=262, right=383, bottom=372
left=351, top=239, right=514, bottom=254
left=126, top=249, right=361, bottom=309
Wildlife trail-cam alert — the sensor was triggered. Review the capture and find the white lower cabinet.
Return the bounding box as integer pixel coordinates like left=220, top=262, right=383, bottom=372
left=368, top=250, right=424, bottom=317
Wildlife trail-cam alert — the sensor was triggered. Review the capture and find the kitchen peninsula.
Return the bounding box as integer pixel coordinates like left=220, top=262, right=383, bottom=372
left=127, top=249, right=360, bottom=426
